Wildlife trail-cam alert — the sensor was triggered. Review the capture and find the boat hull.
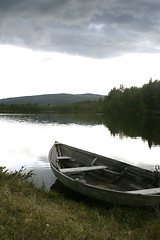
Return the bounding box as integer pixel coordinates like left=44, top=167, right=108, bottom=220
left=49, top=142, right=160, bottom=206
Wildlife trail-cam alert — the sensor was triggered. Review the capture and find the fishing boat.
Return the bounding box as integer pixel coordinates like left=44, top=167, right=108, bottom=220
left=48, top=141, right=160, bottom=206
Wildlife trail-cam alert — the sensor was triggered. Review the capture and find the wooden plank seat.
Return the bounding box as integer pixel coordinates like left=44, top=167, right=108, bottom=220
left=60, top=165, right=107, bottom=174
left=127, top=187, right=160, bottom=195
left=56, top=156, right=76, bottom=163
left=57, top=156, right=71, bottom=160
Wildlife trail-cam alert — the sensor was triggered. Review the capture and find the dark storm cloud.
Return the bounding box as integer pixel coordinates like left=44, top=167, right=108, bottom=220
left=0, top=0, right=160, bottom=58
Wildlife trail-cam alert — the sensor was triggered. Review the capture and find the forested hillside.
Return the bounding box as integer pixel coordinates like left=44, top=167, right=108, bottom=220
left=0, top=93, right=102, bottom=106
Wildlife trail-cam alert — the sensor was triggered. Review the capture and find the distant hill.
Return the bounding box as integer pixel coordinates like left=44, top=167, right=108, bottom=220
left=0, top=93, right=103, bottom=106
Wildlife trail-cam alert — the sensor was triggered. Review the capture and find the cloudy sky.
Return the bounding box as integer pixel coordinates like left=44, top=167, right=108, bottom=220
left=0, top=0, right=160, bottom=98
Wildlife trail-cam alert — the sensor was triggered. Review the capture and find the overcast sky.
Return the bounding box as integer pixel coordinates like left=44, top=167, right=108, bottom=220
left=0, top=0, right=160, bottom=98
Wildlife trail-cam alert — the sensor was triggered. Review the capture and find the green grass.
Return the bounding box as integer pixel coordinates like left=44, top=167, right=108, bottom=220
left=0, top=166, right=160, bottom=240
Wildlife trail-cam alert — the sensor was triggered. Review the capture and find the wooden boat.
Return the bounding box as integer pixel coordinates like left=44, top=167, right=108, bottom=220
left=48, top=142, right=160, bottom=206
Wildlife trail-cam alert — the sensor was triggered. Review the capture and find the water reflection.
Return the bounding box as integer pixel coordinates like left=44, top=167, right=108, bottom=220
left=0, top=113, right=160, bottom=189
left=100, top=114, right=160, bottom=148
left=1, top=113, right=160, bottom=148
left=27, top=167, right=56, bottom=190
left=0, top=113, right=100, bottom=126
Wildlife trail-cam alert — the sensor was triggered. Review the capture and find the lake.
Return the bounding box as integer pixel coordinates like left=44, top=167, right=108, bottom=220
left=0, top=113, right=160, bottom=190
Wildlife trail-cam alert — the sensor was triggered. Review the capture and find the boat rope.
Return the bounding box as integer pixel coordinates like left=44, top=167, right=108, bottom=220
left=154, top=165, right=160, bottom=187
left=155, top=165, right=160, bottom=172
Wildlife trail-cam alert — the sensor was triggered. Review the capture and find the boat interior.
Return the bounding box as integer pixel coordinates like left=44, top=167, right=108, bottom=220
left=55, top=143, right=160, bottom=193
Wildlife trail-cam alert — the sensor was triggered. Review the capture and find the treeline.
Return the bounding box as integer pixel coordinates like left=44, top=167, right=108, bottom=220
left=53, top=100, right=102, bottom=113
left=0, top=103, right=54, bottom=113
left=54, top=79, right=160, bottom=115
left=103, top=79, right=160, bottom=114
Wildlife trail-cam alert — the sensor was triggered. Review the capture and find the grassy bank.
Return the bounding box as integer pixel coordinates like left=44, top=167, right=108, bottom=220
left=0, top=167, right=160, bottom=240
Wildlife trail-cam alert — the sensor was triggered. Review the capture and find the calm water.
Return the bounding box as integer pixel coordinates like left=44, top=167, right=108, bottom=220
left=0, top=113, right=160, bottom=189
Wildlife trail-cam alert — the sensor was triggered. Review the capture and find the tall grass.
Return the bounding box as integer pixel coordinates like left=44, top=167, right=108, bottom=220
left=0, top=166, right=160, bottom=240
